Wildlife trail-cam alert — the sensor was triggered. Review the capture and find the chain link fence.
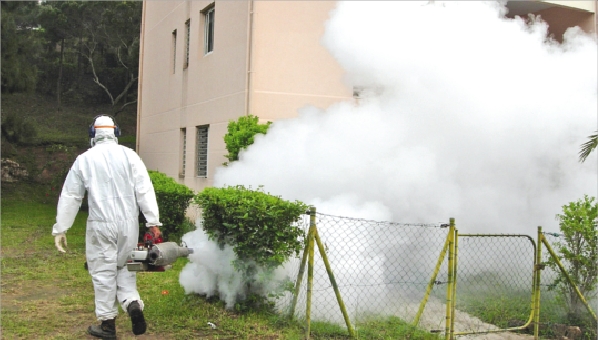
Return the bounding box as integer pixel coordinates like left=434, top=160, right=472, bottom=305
left=451, top=233, right=536, bottom=335
left=276, top=211, right=450, bottom=331
left=275, top=212, right=597, bottom=339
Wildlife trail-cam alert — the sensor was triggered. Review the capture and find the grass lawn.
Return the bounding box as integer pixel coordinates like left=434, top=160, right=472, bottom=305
left=1, top=183, right=440, bottom=340
left=0, top=190, right=304, bottom=339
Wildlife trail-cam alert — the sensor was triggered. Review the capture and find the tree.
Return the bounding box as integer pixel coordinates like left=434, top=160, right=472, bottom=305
left=79, top=1, right=141, bottom=114
left=223, top=115, right=272, bottom=165
left=40, top=1, right=142, bottom=113
left=2, top=1, right=142, bottom=111
left=579, top=131, right=597, bottom=163
left=37, top=1, right=88, bottom=106
left=547, top=195, right=598, bottom=324
left=1, top=1, right=44, bottom=94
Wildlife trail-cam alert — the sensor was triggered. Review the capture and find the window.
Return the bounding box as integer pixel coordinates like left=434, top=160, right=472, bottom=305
left=172, top=29, right=177, bottom=73
left=196, top=125, right=209, bottom=177
left=203, top=5, right=215, bottom=54
left=184, top=19, right=190, bottom=68
left=180, top=128, right=186, bottom=176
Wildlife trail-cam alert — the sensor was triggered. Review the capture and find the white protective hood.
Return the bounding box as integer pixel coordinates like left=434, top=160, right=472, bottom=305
left=91, top=116, right=118, bottom=146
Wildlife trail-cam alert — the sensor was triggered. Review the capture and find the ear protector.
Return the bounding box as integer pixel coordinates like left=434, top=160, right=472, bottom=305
left=88, top=115, right=121, bottom=138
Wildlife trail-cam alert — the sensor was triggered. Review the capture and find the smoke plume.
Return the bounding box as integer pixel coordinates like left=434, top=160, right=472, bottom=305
left=180, top=1, right=597, bottom=313
left=214, top=1, right=597, bottom=234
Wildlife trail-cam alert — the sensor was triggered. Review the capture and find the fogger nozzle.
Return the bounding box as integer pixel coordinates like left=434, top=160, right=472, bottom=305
left=148, top=242, right=194, bottom=266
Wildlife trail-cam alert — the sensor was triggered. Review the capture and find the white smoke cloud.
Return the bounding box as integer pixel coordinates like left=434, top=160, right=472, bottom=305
left=179, top=223, right=297, bottom=309
left=214, top=1, right=597, bottom=234
left=180, top=1, right=597, bottom=315
left=179, top=227, right=245, bottom=308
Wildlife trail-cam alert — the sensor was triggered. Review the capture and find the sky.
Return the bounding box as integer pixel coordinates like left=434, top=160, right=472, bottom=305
left=180, top=1, right=597, bottom=313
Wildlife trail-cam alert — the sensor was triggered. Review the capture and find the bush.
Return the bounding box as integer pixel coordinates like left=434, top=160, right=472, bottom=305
left=195, top=185, right=308, bottom=310
left=1, top=112, right=37, bottom=144
left=223, top=115, right=271, bottom=165
left=547, top=195, right=597, bottom=336
left=195, top=185, right=308, bottom=275
left=142, top=170, right=195, bottom=242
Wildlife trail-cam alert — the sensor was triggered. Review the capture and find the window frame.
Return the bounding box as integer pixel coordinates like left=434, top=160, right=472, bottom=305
left=184, top=19, right=191, bottom=68
left=172, top=29, right=177, bottom=73
left=196, top=125, right=209, bottom=178
left=179, top=128, right=187, bottom=177
left=202, top=5, right=215, bottom=55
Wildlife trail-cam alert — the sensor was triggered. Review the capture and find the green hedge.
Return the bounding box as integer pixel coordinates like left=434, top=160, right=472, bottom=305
left=195, top=185, right=308, bottom=276
left=141, top=170, right=195, bottom=242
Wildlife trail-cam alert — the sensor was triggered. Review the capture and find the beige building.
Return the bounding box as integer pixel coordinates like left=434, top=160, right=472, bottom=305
left=136, top=1, right=597, bottom=194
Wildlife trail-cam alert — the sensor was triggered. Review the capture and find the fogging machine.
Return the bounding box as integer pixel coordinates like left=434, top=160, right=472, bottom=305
left=126, top=236, right=194, bottom=272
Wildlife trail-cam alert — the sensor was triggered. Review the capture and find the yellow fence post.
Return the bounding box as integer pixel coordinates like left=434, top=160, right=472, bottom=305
left=313, top=227, right=356, bottom=337
left=291, top=207, right=357, bottom=338
left=534, top=227, right=542, bottom=340
left=445, top=217, right=455, bottom=340
left=305, top=206, right=316, bottom=340
left=451, top=227, right=458, bottom=338
left=529, top=234, right=538, bottom=336
left=289, top=209, right=313, bottom=321
left=413, top=231, right=451, bottom=327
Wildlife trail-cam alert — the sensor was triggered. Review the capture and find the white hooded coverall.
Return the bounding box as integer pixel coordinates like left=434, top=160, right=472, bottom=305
left=52, top=122, right=161, bottom=321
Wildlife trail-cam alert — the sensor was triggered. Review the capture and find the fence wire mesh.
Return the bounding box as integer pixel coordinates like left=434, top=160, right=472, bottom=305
left=452, top=234, right=536, bottom=335
left=274, top=215, right=597, bottom=339
left=276, top=212, right=449, bottom=330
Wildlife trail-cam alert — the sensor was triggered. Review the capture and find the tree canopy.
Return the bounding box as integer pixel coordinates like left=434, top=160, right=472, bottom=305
left=1, top=1, right=142, bottom=114
left=1, top=1, right=44, bottom=93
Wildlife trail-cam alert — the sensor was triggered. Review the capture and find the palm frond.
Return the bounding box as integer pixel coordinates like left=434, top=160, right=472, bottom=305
left=579, top=131, right=598, bottom=163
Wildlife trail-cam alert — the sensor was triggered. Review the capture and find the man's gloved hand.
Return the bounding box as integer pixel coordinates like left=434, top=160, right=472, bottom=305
left=149, top=225, right=161, bottom=238
left=54, top=233, right=67, bottom=253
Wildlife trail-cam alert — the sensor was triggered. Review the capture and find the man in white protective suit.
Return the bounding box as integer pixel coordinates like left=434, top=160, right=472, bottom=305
left=52, top=115, right=162, bottom=339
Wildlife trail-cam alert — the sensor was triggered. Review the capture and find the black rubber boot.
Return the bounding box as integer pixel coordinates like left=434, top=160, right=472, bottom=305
left=87, top=318, right=116, bottom=340
left=127, top=301, right=147, bottom=335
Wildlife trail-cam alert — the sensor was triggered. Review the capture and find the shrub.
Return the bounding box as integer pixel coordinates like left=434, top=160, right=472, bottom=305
left=223, top=115, right=271, bottom=165
left=195, top=185, right=308, bottom=276
left=547, top=195, right=597, bottom=335
left=1, top=112, right=37, bottom=144
left=142, top=170, right=195, bottom=242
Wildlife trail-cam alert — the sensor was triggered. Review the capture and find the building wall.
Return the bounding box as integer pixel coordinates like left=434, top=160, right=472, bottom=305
left=138, top=1, right=252, bottom=190
left=249, top=1, right=351, bottom=121
left=137, top=0, right=353, bottom=194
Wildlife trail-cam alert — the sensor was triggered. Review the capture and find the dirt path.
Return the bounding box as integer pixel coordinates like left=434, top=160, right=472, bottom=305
left=459, top=333, right=535, bottom=340
left=387, top=296, right=537, bottom=340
